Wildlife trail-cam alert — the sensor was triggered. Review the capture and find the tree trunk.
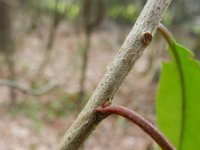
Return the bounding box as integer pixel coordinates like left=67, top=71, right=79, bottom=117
left=35, top=0, right=60, bottom=78
left=78, top=0, right=106, bottom=105
left=0, top=1, right=17, bottom=106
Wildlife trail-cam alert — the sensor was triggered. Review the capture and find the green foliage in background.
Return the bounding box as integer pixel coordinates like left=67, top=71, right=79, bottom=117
left=107, top=4, right=138, bottom=24
left=28, top=0, right=80, bottom=20
left=26, top=0, right=177, bottom=26
left=31, top=0, right=141, bottom=24
left=156, top=40, right=200, bottom=149
left=192, top=24, right=200, bottom=35
left=161, top=11, right=173, bottom=26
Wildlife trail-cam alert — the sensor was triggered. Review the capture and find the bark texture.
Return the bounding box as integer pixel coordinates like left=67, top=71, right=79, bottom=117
left=58, top=0, right=171, bottom=149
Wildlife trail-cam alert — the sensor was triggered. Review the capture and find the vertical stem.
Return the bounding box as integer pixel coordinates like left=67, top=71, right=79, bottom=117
left=78, top=32, right=91, bottom=106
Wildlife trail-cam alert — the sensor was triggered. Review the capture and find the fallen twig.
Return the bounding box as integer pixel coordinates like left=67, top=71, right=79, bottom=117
left=0, top=79, right=59, bottom=96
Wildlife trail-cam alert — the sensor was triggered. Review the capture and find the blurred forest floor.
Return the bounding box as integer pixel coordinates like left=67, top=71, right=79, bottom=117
left=0, top=16, right=196, bottom=150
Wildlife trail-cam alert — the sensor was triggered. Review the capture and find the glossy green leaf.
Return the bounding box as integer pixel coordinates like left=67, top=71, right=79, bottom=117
left=156, top=43, right=200, bottom=150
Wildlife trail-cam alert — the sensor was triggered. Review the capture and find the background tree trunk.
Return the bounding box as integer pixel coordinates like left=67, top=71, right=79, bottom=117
left=0, top=1, right=17, bottom=106
left=35, top=0, right=61, bottom=79
left=78, top=0, right=106, bottom=106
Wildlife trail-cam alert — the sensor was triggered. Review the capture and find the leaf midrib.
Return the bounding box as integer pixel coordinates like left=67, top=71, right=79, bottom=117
left=169, top=43, right=185, bottom=150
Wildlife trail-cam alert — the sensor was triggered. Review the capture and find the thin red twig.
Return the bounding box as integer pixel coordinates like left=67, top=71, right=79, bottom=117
left=94, top=105, right=175, bottom=150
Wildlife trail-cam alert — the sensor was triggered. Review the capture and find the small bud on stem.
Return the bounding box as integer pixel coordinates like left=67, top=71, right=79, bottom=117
left=141, top=32, right=153, bottom=47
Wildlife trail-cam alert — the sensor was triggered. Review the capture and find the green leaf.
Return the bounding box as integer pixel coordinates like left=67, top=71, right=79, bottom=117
left=156, top=43, right=200, bottom=150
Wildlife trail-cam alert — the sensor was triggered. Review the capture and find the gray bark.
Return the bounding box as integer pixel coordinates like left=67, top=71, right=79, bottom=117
left=58, top=0, right=171, bottom=149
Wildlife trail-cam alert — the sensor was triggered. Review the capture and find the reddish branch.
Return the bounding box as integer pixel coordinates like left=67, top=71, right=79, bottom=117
left=94, top=104, right=175, bottom=150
